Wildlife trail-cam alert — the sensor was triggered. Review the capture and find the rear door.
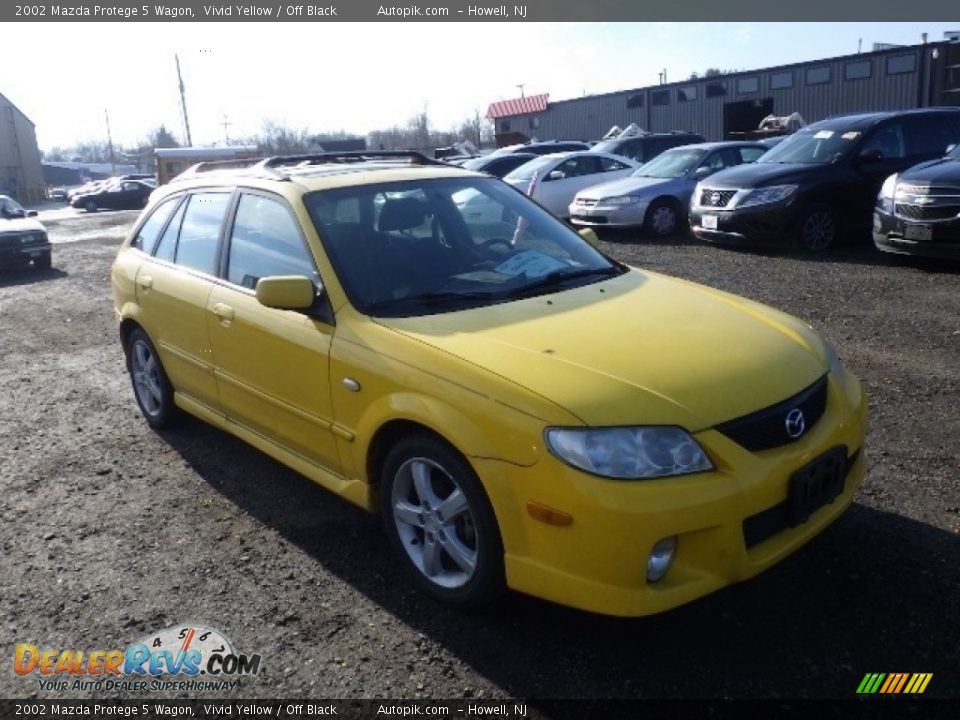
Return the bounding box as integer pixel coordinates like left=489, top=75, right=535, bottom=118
left=135, top=191, right=232, bottom=410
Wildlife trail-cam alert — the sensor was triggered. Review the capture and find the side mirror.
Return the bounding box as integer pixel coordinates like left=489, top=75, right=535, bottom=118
left=255, top=276, right=316, bottom=310
left=578, top=227, right=601, bottom=248
left=692, top=166, right=714, bottom=180
left=857, top=148, right=884, bottom=163
left=27, top=210, right=38, bottom=218
left=547, top=170, right=564, bottom=181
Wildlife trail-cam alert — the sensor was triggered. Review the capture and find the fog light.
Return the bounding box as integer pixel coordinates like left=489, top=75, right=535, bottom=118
left=646, top=536, right=677, bottom=583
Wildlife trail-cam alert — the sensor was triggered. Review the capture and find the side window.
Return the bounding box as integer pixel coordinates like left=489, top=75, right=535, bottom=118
left=131, top=196, right=179, bottom=252
left=903, top=116, right=956, bottom=157
left=739, top=147, right=767, bottom=163
left=152, top=199, right=188, bottom=263
left=174, top=193, right=231, bottom=275
left=597, top=156, right=630, bottom=172
left=227, top=194, right=318, bottom=290
left=861, top=123, right=906, bottom=160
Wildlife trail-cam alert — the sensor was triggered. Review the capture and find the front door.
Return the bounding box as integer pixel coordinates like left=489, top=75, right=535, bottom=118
left=206, top=191, right=341, bottom=473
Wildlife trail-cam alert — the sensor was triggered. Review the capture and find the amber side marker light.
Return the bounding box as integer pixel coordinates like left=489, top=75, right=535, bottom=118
left=527, top=502, right=574, bottom=526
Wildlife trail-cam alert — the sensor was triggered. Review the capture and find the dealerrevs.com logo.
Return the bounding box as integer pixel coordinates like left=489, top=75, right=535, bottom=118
left=13, top=624, right=261, bottom=693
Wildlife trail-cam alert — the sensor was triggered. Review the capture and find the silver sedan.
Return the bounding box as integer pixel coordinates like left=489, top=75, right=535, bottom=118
left=569, top=142, right=768, bottom=236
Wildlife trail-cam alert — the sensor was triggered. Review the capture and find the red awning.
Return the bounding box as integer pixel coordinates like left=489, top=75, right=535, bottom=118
left=486, top=93, right=549, bottom=119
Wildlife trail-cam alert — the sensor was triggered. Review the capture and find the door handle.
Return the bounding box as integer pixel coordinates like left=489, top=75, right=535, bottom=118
left=137, top=275, right=153, bottom=290
left=212, top=303, right=235, bottom=322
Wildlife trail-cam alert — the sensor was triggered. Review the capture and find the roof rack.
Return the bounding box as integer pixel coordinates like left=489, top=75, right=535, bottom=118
left=257, top=151, right=448, bottom=169
left=172, top=157, right=289, bottom=182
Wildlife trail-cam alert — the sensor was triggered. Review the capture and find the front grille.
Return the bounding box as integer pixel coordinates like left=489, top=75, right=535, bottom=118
left=0, top=234, right=25, bottom=250
left=895, top=203, right=960, bottom=221
left=743, top=448, right=860, bottom=549
left=699, top=189, right=737, bottom=208
left=716, top=375, right=828, bottom=452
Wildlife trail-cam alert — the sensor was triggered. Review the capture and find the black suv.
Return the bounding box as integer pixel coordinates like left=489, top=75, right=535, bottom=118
left=874, top=142, right=960, bottom=260
left=689, top=109, right=960, bottom=252
left=590, top=131, right=706, bottom=164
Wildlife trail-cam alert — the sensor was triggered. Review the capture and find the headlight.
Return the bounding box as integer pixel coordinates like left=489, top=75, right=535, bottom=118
left=879, top=174, right=898, bottom=200
left=545, top=426, right=713, bottom=480
left=599, top=196, right=638, bottom=206
left=737, top=184, right=798, bottom=208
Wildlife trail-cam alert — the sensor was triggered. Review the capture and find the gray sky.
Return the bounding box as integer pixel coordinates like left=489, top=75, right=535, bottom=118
left=2, top=22, right=958, bottom=150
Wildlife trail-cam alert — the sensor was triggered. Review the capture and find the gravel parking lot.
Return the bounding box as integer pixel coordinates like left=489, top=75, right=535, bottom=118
left=1, top=209, right=958, bottom=704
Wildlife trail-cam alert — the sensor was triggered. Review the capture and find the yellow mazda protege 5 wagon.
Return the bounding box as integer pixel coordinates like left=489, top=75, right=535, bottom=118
left=111, top=152, right=868, bottom=616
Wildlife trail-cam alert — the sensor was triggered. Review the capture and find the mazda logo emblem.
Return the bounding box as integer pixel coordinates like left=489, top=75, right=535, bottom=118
left=785, top=408, right=806, bottom=439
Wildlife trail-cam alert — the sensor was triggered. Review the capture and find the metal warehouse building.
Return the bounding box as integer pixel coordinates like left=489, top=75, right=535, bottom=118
left=0, top=92, right=45, bottom=203
left=487, top=39, right=960, bottom=145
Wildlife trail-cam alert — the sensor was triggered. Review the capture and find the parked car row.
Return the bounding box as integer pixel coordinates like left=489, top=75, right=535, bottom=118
left=488, top=108, right=960, bottom=260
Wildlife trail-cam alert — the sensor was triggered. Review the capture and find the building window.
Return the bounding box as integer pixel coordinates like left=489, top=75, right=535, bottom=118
left=806, top=66, right=831, bottom=85
left=770, top=71, right=793, bottom=90
left=651, top=90, right=669, bottom=106
left=499, top=120, right=511, bottom=132
left=529, top=117, right=540, bottom=130
left=677, top=85, right=698, bottom=102
left=845, top=60, right=872, bottom=80
left=737, top=77, right=759, bottom=94
left=886, top=53, right=917, bottom=75
left=705, top=82, right=727, bottom=98
left=626, top=94, right=644, bottom=109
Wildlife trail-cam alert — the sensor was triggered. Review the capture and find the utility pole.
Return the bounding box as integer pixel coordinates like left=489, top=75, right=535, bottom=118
left=176, top=54, right=193, bottom=147
left=105, top=109, right=116, bottom=175
left=516, top=83, right=525, bottom=98
left=221, top=114, right=232, bottom=144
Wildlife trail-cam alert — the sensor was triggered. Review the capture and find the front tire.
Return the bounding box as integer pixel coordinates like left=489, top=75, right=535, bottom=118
left=127, top=327, right=179, bottom=429
left=380, top=434, right=505, bottom=609
left=645, top=199, right=680, bottom=237
left=795, top=204, right=837, bottom=252
left=84, top=200, right=97, bottom=213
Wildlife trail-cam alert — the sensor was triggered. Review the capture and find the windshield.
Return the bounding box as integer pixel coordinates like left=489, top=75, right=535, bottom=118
left=633, top=149, right=704, bottom=178
left=305, top=177, right=622, bottom=318
left=948, top=143, right=960, bottom=160
left=590, top=140, right=619, bottom=155
left=0, top=195, right=27, bottom=217
left=758, top=126, right=861, bottom=164
left=462, top=157, right=491, bottom=171
left=503, top=156, right=558, bottom=182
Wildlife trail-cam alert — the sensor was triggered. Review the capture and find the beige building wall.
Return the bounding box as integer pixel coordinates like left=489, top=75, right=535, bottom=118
left=0, top=92, right=45, bottom=203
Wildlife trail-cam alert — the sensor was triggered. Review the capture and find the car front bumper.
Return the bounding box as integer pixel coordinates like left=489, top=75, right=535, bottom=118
left=690, top=200, right=797, bottom=246
left=569, top=200, right=649, bottom=228
left=0, top=237, right=51, bottom=267
left=476, top=370, right=868, bottom=616
left=873, top=208, right=960, bottom=260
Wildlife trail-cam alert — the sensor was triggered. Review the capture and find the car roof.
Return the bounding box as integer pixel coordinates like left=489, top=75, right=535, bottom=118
left=810, top=107, right=960, bottom=131
left=159, top=152, right=484, bottom=195
left=658, top=141, right=766, bottom=152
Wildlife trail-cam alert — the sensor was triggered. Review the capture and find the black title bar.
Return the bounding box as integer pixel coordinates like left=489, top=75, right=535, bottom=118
left=4, top=0, right=960, bottom=22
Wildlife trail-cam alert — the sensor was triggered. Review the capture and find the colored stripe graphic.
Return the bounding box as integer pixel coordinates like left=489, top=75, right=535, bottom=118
left=857, top=672, right=932, bottom=694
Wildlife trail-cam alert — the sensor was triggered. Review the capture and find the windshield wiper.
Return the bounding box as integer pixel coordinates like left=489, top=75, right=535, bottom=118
left=503, top=265, right=621, bottom=298
left=365, top=290, right=496, bottom=313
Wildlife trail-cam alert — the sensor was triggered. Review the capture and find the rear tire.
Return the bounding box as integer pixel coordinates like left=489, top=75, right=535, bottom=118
left=380, top=433, right=505, bottom=609
left=127, top=327, right=179, bottom=429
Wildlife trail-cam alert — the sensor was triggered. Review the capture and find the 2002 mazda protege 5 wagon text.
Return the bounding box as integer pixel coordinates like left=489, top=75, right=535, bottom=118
left=110, top=152, right=868, bottom=616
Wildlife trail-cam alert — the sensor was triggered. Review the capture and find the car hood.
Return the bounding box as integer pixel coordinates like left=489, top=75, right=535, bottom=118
left=703, top=162, right=831, bottom=189
left=899, top=157, right=960, bottom=185
left=376, top=270, right=827, bottom=430
left=576, top=175, right=687, bottom=200
left=0, top=217, right=45, bottom=234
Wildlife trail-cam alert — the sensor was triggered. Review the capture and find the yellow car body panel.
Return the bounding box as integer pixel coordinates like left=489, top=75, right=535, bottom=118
left=111, top=162, right=868, bottom=616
